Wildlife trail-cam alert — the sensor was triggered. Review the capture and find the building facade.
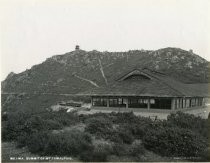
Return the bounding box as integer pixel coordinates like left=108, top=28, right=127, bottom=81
left=82, top=68, right=209, bottom=112
left=91, top=96, right=206, bottom=110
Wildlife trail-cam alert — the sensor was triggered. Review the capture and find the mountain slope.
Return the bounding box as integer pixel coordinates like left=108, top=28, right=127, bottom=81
left=2, top=47, right=210, bottom=95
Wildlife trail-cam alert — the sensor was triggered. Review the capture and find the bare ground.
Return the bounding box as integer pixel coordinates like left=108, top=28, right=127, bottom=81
left=78, top=106, right=210, bottom=120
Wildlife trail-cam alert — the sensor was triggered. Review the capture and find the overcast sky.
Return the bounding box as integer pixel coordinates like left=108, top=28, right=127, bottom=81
left=0, top=0, right=210, bottom=80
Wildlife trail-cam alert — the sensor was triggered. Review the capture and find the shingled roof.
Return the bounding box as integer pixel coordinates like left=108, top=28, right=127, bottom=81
left=79, top=68, right=210, bottom=97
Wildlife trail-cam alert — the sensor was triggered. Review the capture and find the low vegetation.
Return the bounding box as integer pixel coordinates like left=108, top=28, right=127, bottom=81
left=27, top=130, right=93, bottom=156
left=2, top=111, right=210, bottom=162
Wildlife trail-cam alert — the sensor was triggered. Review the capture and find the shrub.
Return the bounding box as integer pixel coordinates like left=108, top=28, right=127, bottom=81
left=53, top=112, right=79, bottom=126
left=108, top=131, right=124, bottom=144
left=111, top=112, right=138, bottom=124
left=27, top=131, right=50, bottom=155
left=114, top=128, right=134, bottom=144
left=43, top=119, right=63, bottom=130
left=2, top=121, right=10, bottom=141
left=85, top=117, right=113, bottom=138
left=143, top=126, right=207, bottom=157
left=23, top=116, right=46, bottom=133
left=129, top=140, right=146, bottom=156
left=43, top=130, right=93, bottom=156
left=2, top=112, right=8, bottom=121
left=79, top=112, right=111, bottom=123
left=112, top=143, right=131, bottom=156
left=80, top=141, right=113, bottom=162
left=2, top=110, right=79, bottom=142
left=119, top=122, right=150, bottom=139
left=82, top=112, right=142, bottom=124
left=167, top=111, right=208, bottom=138
left=111, top=140, right=146, bottom=160
left=18, top=115, right=63, bottom=136
left=26, top=130, right=93, bottom=156
left=2, top=111, right=28, bottom=141
left=200, top=147, right=210, bottom=161
left=16, top=132, right=32, bottom=148
left=128, top=140, right=146, bottom=162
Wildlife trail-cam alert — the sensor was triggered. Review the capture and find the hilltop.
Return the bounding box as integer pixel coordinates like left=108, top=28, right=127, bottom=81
left=2, top=47, right=210, bottom=95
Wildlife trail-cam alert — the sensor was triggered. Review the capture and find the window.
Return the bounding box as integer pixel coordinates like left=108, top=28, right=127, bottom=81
left=128, top=98, right=148, bottom=108
left=175, top=99, right=177, bottom=109
left=191, top=98, right=196, bottom=107
left=118, top=98, right=123, bottom=104
left=186, top=99, right=190, bottom=108
left=92, top=97, right=107, bottom=107
left=184, top=99, right=186, bottom=108
left=109, top=98, right=126, bottom=107
left=150, top=99, right=155, bottom=104
left=150, top=98, right=171, bottom=110
left=180, top=99, right=183, bottom=108
left=181, top=99, right=183, bottom=108
left=198, top=98, right=203, bottom=106
left=143, top=99, right=148, bottom=104
left=177, top=99, right=180, bottom=109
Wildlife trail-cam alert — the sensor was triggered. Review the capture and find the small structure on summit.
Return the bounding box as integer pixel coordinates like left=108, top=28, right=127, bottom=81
left=189, top=49, right=193, bottom=53
left=75, top=45, right=80, bottom=50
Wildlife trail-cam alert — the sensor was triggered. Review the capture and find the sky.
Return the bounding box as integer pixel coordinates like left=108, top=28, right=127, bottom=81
left=0, top=0, right=210, bottom=80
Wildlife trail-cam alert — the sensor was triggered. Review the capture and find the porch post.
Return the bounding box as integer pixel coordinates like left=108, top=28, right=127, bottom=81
left=147, top=98, right=150, bottom=109
left=107, top=97, right=109, bottom=107
left=125, top=98, right=128, bottom=109
left=171, top=98, right=175, bottom=110
left=189, top=98, right=192, bottom=107
left=202, top=98, right=205, bottom=106
left=91, top=96, right=93, bottom=107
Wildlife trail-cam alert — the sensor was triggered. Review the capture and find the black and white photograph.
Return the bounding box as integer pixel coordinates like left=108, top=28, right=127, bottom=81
left=1, top=0, right=210, bottom=162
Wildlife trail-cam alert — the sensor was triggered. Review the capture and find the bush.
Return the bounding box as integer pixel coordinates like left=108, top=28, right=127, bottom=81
left=143, top=126, right=207, bottom=157
left=80, top=112, right=112, bottom=121
left=2, top=111, right=28, bottom=141
left=110, top=128, right=134, bottom=144
left=167, top=111, right=208, bottom=138
left=27, top=130, right=93, bottom=156
left=52, top=112, right=79, bottom=126
left=43, top=119, right=63, bottom=130
left=80, top=141, right=113, bottom=162
left=85, top=117, right=113, bottom=138
left=110, top=112, right=138, bottom=124
left=128, top=140, right=146, bottom=162
left=82, top=112, right=144, bottom=124
left=2, top=121, right=10, bottom=141
left=43, top=130, right=93, bottom=156
left=24, top=116, right=62, bottom=132
left=27, top=131, right=50, bottom=155
left=24, top=116, right=47, bottom=133
left=16, top=132, right=32, bottom=148
left=200, top=147, right=210, bottom=161
left=119, top=122, right=151, bottom=139
left=129, top=140, right=146, bottom=156
left=112, top=143, right=131, bottom=156
left=2, top=111, right=78, bottom=142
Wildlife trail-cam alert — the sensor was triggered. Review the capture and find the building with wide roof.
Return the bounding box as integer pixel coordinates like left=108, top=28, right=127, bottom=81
left=81, top=68, right=209, bottom=111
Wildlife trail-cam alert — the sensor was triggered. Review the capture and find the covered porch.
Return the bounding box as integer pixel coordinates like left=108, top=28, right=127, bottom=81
left=91, top=96, right=206, bottom=110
